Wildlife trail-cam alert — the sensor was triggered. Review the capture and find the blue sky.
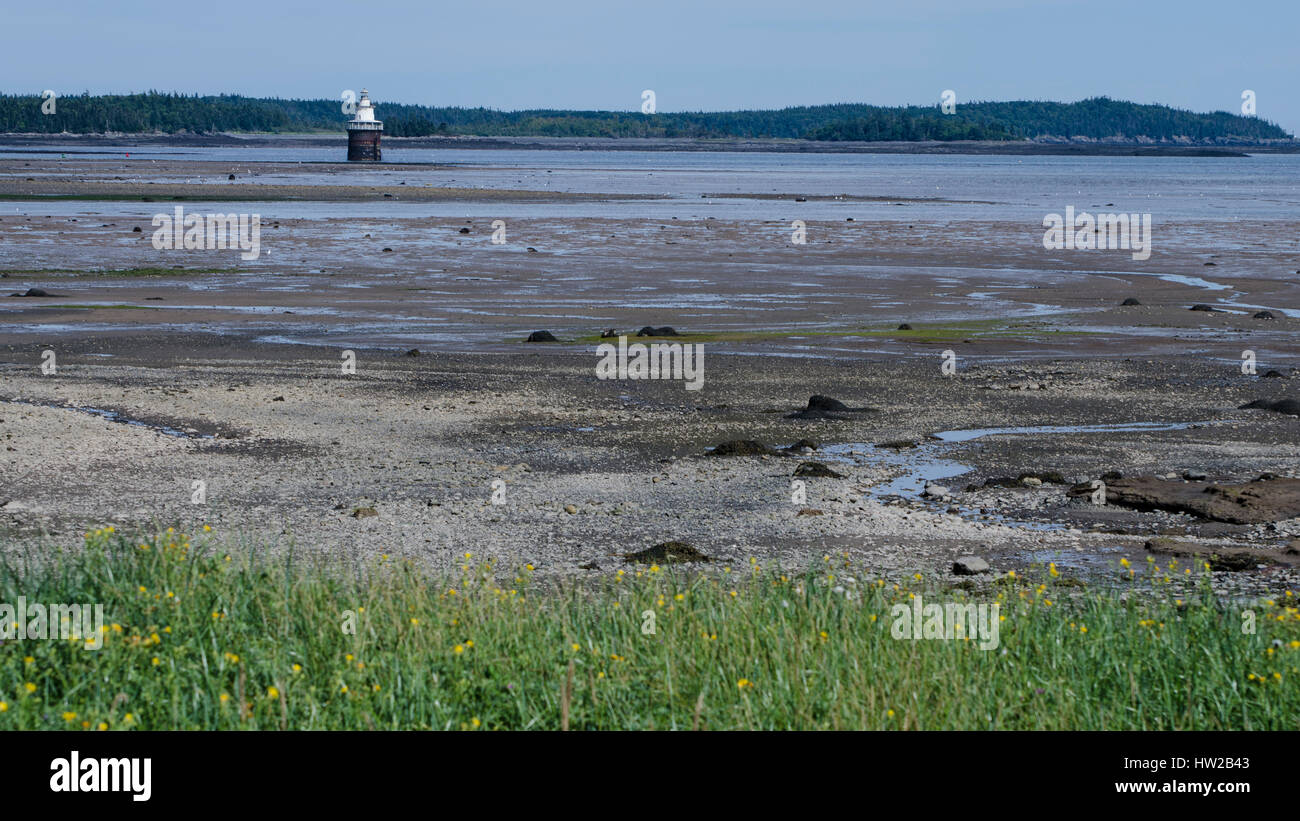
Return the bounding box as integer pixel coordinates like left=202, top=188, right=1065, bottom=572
left=6, top=0, right=1297, bottom=134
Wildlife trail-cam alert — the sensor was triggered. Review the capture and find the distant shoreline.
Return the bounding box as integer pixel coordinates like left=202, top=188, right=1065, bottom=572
left=3, top=132, right=1297, bottom=156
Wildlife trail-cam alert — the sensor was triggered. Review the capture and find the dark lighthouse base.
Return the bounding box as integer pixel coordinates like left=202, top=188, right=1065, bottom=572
left=347, top=129, right=382, bottom=162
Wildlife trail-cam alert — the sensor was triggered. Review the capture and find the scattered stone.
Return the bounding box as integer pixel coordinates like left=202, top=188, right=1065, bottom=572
left=624, top=541, right=712, bottom=564
left=952, top=556, right=991, bottom=575
left=1120, top=297, right=1142, bottom=306
left=793, top=462, right=844, bottom=478
left=708, top=440, right=773, bottom=457
left=526, top=330, right=558, bottom=342
left=795, top=508, right=823, bottom=516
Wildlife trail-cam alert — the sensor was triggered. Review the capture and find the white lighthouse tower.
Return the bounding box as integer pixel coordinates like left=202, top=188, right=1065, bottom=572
left=346, top=89, right=383, bottom=161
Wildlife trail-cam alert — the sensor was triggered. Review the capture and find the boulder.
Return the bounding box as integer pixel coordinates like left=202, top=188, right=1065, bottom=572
left=952, top=556, right=991, bottom=575
left=526, top=330, right=558, bottom=342
left=708, top=440, right=773, bottom=457
left=1121, top=297, right=1142, bottom=306
left=624, top=541, right=712, bottom=564
left=636, top=326, right=679, bottom=337
left=793, top=462, right=844, bottom=478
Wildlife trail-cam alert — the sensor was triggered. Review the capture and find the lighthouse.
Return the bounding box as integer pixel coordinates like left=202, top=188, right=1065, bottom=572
left=346, top=89, right=383, bottom=161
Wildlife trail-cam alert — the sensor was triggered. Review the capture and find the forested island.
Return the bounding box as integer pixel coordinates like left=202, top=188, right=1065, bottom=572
left=0, top=93, right=1290, bottom=143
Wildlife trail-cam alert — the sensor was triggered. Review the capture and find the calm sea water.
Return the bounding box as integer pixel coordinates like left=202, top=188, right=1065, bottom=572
left=3, top=143, right=1299, bottom=222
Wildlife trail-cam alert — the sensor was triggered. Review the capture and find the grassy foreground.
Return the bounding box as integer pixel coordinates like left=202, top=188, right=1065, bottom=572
left=1, top=528, right=1297, bottom=730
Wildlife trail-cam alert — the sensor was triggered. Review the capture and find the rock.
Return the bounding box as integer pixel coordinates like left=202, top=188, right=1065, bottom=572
left=897, top=323, right=913, bottom=330
left=1144, top=537, right=1294, bottom=571
left=1120, top=297, right=1142, bottom=306
left=877, top=440, right=919, bottom=450
left=1183, top=470, right=1208, bottom=481
left=10, top=288, right=60, bottom=297
left=784, top=438, right=819, bottom=452
left=708, top=440, right=773, bottom=457
left=807, top=395, right=849, bottom=411
left=1189, top=304, right=1222, bottom=313
left=1022, top=471, right=1067, bottom=484
left=793, top=462, right=844, bottom=478
left=599, top=329, right=618, bottom=338
left=404, top=349, right=420, bottom=357
left=636, top=326, right=679, bottom=337
left=786, top=395, right=873, bottom=420
left=271, top=396, right=285, bottom=402
left=351, top=507, right=378, bottom=518
left=1262, top=370, right=1286, bottom=379
left=1102, top=475, right=1300, bottom=524
left=564, top=504, right=578, bottom=514
left=624, top=541, right=712, bottom=564
left=228, top=174, right=236, bottom=180
left=923, top=484, right=950, bottom=499
left=952, top=556, right=991, bottom=575
left=1020, top=476, right=1042, bottom=487
left=1253, top=310, right=1276, bottom=320
left=132, top=226, right=142, bottom=232
left=458, top=227, right=470, bottom=234
left=526, top=330, right=558, bottom=342
left=1239, top=397, right=1300, bottom=415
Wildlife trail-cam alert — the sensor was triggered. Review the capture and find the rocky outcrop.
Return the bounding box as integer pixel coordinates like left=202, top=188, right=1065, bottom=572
left=1091, top=475, right=1300, bottom=524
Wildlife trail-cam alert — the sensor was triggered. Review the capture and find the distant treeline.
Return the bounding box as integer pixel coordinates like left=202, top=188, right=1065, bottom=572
left=0, top=92, right=1290, bottom=143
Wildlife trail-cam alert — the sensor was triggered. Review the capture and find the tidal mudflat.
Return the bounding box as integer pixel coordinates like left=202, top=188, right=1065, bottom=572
left=1, top=149, right=1299, bottom=597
